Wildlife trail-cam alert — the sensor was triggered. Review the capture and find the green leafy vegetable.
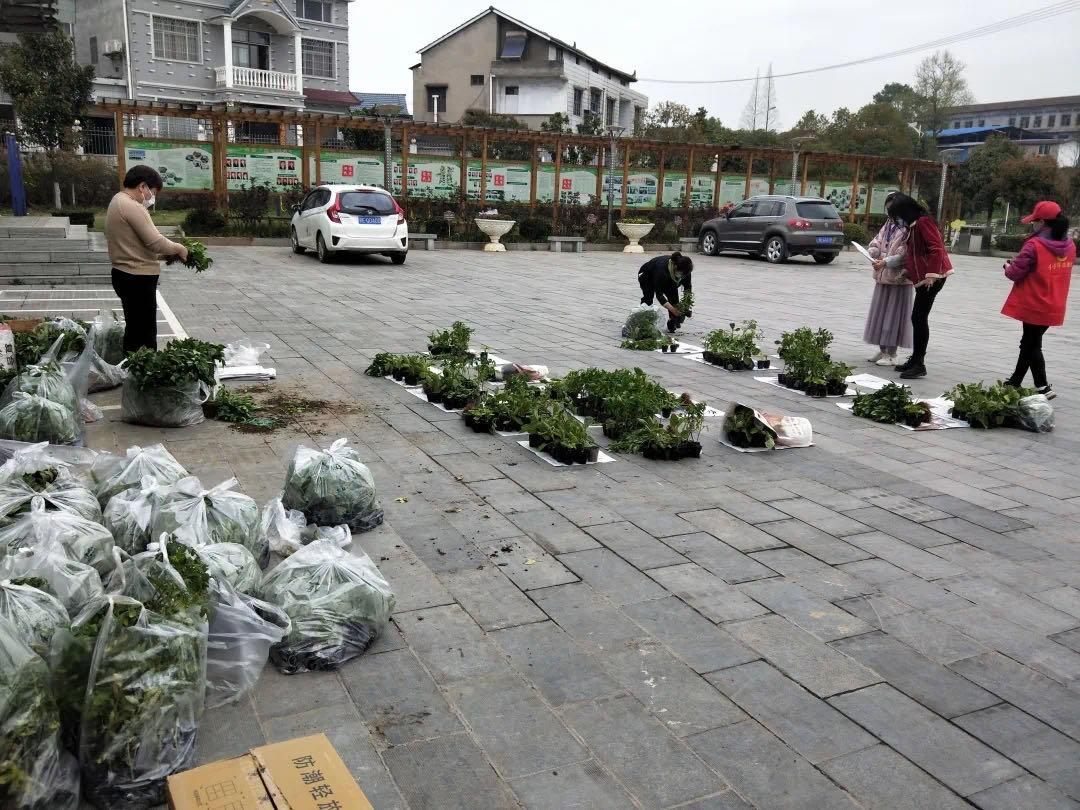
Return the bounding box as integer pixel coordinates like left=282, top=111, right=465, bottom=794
left=0, top=393, right=79, bottom=445
left=125, top=339, right=224, bottom=391
left=207, top=387, right=257, bottom=423
left=283, top=439, right=383, bottom=532
left=178, top=238, right=213, bottom=272
left=852, top=382, right=915, bottom=424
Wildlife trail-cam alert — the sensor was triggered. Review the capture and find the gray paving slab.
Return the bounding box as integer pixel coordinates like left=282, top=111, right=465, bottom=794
left=529, top=582, right=646, bottom=653
left=440, top=564, right=548, bottom=631
left=446, top=671, right=588, bottom=778
left=829, top=684, right=1024, bottom=797
left=676, top=510, right=787, bottom=553
left=507, top=760, right=635, bottom=810
left=469, top=477, right=549, bottom=514
left=382, top=734, right=520, bottom=810
left=751, top=550, right=876, bottom=601
left=772, top=478, right=867, bottom=511
left=662, top=531, right=779, bottom=583
left=819, top=744, right=972, bottom=810
left=769, top=498, right=872, bottom=536
left=585, top=521, right=689, bottom=569
left=829, top=631, right=999, bottom=718
left=561, top=693, right=728, bottom=808
left=837, top=557, right=910, bottom=585
left=509, top=508, right=602, bottom=554
left=482, top=534, right=579, bottom=590
left=949, top=652, right=1080, bottom=740
left=923, top=517, right=1047, bottom=561
left=968, top=776, right=1080, bottom=810
left=1034, top=585, right=1080, bottom=619
left=707, top=660, right=876, bottom=764
left=558, top=547, right=669, bottom=605
left=647, top=562, right=770, bottom=623
left=1052, top=627, right=1080, bottom=653
left=669, top=790, right=755, bottom=809
left=851, top=608, right=989, bottom=664
left=622, top=596, right=758, bottom=673
left=848, top=492, right=953, bottom=522
left=613, top=502, right=698, bottom=539
left=756, top=518, right=870, bottom=564
left=687, top=720, right=861, bottom=810
left=434, top=451, right=506, bottom=482
left=938, top=574, right=1079, bottom=635
left=842, top=506, right=958, bottom=548
left=539, top=489, right=624, bottom=527
left=395, top=604, right=509, bottom=684
left=491, top=621, right=620, bottom=708
left=918, top=494, right=1032, bottom=532
left=844, top=532, right=966, bottom=580
left=954, top=704, right=1080, bottom=802
left=880, top=574, right=975, bottom=611
left=931, top=542, right=1063, bottom=593
left=252, top=666, right=352, bottom=721
left=737, top=578, right=874, bottom=641
left=725, top=614, right=880, bottom=697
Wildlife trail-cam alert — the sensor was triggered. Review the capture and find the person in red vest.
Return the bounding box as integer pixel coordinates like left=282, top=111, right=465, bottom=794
left=1002, top=200, right=1075, bottom=399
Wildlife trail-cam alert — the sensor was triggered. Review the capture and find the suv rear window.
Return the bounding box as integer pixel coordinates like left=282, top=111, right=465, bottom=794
left=338, top=191, right=396, bottom=215
left=796, top=201, right=840, bottom=219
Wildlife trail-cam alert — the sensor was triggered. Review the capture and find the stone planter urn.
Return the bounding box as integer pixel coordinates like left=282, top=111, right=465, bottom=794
left=475, top=218, right=516, bottom=251
left=616, top=221, right=654, bottom=253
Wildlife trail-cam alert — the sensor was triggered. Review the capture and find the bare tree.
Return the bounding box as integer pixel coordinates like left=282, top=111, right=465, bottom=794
left=739, top=68, right=762, bottom=131
left=914, top=50, right=974, bottom=154
left=763, top=63, right=780, bottom=132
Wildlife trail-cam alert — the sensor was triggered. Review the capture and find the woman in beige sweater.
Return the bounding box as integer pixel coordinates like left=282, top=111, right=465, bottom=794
left=104, top=166, right=187, bottom=353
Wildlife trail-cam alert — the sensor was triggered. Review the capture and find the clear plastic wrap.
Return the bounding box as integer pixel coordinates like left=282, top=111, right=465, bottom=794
left=282, top=439, right=384, bottom=532
left=0, top=547, right=104, bottom=614
left=69, top=595, right=208, bottom=810
left=0, top=619, right=80, bottom=810
left=223, top=339, right=270, bottom=367
left=258, top=539, right=395, bottom=674
left=0, top=392, right=80, bottom=445
left=89, top=443, right=188, bottom=508
left=152, top=477, right=268, bottom=567
left=0, top=497, right=115, bottom=576
left=102, top=476, right=165, bottom=555
left=261, top=496, right=351, bottom=558
left=121, top=377, right=209, bottom=428
left=87, top=351, right=127, bottom=394
left=0, top=466, right=102, bottom=525
left=205, top=578, right=288, bottom=708
left=0, top=578, right=69, bottom=658
left=91, top=309, right=126, bottom=366
left=196, top=542, right=261, bottom=594
left=621, top=303, right=663, bottom=338
left=2, top=361, right=79, bottom=415
left=0, top=440, right=98, bottom=478
left=1015, top=394, right=1055, bottom=433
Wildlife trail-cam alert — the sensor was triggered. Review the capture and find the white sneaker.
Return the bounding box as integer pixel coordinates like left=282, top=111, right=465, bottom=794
left=868, top=351, right=885, bottom=363
left=876, top=355, right=896, bottom=366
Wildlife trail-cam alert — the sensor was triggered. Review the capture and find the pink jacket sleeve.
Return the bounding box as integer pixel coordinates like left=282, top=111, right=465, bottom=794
left=1004, top=239, right=1038, bottom=282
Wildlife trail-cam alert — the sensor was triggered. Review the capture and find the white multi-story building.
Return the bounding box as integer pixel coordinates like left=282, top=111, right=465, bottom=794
left=410, top=7, right=648, bottom=131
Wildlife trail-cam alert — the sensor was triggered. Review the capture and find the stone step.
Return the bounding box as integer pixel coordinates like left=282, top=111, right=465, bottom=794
left=0, top=225, right=70, bottom=238
left=0, top=216, right=71, bottom=238
left=0, top=262, right=112, bottom=276
left=0, top=238, right=93, bottom=251
left=0, top=275, right=111, bottom=287
left=0, top=251, right=111, bottom=264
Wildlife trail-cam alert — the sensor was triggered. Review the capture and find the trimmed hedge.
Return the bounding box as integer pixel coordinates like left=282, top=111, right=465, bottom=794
left=842, top=223, right=869, bottom=246
left=52, top=209, right=95, bottom=226
left=994, top=234, right=1027, bottom=252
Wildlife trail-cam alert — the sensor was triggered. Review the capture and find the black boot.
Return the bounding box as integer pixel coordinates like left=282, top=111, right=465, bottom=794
left=894, top=356, right=917, bottom=372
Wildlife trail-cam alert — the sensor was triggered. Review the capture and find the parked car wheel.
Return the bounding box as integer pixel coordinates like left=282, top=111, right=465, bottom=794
left=700, top=230, right=718, bottom=256
left=764, top=236, right=788, bottom=264
left=291, top=228, right=304, bottom=254
left=316, top=232, right=333, bottom=263
left=813, top=252, right=837, bottom=264
left=390, top=251, right=407, bottom=265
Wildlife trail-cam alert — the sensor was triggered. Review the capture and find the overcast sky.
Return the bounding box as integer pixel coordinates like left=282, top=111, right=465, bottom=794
left=348, top=0, right=1080, bottom=125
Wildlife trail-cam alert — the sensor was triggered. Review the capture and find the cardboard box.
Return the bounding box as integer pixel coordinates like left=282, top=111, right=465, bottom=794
left=4, top=317, right=43, bottom=334
left=167, top=733, right=374, bottom=810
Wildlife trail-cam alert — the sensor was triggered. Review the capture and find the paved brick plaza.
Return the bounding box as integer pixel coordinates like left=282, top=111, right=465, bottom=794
left=88, top=246, right=1080, bottom=809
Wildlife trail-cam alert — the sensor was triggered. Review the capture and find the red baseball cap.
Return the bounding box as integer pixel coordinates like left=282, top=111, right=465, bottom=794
left=1020, top=200, right=1061, bottom=223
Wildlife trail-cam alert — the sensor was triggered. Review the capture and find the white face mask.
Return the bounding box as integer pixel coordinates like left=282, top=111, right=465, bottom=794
left=141, top=186, right=155, bottom=208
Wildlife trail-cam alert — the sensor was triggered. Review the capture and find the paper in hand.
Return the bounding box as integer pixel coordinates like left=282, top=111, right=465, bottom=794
left=852, top=242, right=874, bottom=263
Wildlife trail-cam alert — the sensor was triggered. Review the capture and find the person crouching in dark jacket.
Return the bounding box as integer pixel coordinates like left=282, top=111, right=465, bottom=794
left=638, top=252, right=693, bottom=333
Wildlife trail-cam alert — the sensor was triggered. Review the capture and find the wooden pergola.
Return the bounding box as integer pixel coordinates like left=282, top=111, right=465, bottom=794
left=93, top=100, right=959, bottom=227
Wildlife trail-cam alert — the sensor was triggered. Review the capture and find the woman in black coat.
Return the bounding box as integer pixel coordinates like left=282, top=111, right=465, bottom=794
left=638, top=251, right=693, bottom=332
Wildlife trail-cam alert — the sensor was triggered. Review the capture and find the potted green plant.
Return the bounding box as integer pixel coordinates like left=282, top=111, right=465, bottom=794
left=616, top=217, right=655, bottom=253
left=703, top=321, right=762, bottom=370
left=427, top=321, right=473, bottom=357
left=421, top=369, right=445, bottom=403
left=903, top=401, right=932, bottom=428
left=724, top=405, right=777, bottom=449
left=474, top=211, right=516, bottom=251
left=852, top=382, right=913, bottom=424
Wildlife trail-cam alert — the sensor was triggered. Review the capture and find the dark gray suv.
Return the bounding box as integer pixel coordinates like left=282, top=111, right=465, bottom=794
left=698, top=195, right=845, bottom=264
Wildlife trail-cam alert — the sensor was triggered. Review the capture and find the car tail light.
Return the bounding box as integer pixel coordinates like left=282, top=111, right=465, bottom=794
left=788, top=219, right=812, bottom=229
left=393, top=197, right=405, bottom=225
left=326, top=196, right=341, bottom=224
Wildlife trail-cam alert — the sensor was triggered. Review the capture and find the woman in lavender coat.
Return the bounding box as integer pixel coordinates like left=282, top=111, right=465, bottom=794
left=863, top=192, right=913, bottom=366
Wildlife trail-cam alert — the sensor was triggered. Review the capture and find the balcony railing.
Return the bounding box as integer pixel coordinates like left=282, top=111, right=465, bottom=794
left=214, top=66, right=298, bottom=93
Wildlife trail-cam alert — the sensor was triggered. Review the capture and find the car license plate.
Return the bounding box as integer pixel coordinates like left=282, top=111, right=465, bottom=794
left=816, top=236, right=835, bottom=244
left=358, top=216, right=382, bottom=225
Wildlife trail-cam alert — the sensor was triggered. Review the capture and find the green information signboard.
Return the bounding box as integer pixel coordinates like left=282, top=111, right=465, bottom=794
left=537, top=165, right=597, bottom=204
left=124, top=140, right=213, bottom=191
left=465, top=161, right=531, bottom=202
left=225, top=146, right=303, bottom=192
left=313, top=151, right=385, bottom=186
left=403, top=157, right=461, bottom=197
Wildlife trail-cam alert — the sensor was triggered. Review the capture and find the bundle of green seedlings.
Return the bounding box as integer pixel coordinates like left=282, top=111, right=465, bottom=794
left=554, top=367, right=680, bottom=441
left=421, top=354, right=496, bottom=409
left=724, top=404, right=778, bottom=449
left=945, top=381, right=1036, bottom=429
left=522, top=403, right=600, bottom=464
left=775, top=327, right=852, bottom=397
left=702, top=320, right=769, bottom=370
left=178, top=237, right=213, bottom=272
left=203, top=386, right=258, bottom=423
left=123, top=338, right=225, bottom=426
left=427, top=320, right=473, bottom=357
left=462, top=373, right=546, bottom=433
left=609, top=401, right=706, bottom=460
left=851, top=383, right=931, bottom=427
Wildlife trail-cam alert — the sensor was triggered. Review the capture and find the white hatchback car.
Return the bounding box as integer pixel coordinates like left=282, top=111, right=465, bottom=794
left=290, top=184, right=409, bottom=264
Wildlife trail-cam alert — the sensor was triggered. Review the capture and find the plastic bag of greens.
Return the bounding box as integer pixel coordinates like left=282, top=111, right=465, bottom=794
left=0, top=497, right=115, bottom=577
left=121, top=376, right=210, bottom=429
left=0, top=440, right=98, bottom=479
left=153, top=477, right=267, bottom=567
left=0, top=392, right=80, bottom=445
left=106, top=540, right=210, bottom=620
left=205, top=578, right=288, bottom=708
left=87, top=348, right=127, bottom=394
left=621, top=303, right=663, bottom=338
left=2, top=361, right=79, bottom=415
left=259, top=540, right=394, bottom=674
left=0, top=618, right=80, bottom=810
left=102, top=476, right=165, bottom=555
left=89, top=443, right=188, bottom=508
left=282, top=439, right=384, bottom=532
left=91, top=309, right=126, bottom=366
left=0, top=547, right=103, bottom=614
left=260, top=496, right=352, bottom=557
left=1015, top=394, right=1055, bottom=433
left=0, top=578, right=69, bottom=658
left=0, top=466, right=102, bottom=525
left=71, top=595, right=208, bottom=809
left=196, top=542, right=261, bottom=594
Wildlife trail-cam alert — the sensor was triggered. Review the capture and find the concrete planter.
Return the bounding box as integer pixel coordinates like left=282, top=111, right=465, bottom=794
left=616, top=222, right=654, bottom=253
left=475, top=218, right=516, bottom=251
